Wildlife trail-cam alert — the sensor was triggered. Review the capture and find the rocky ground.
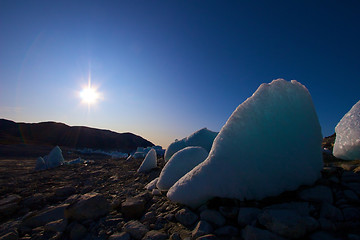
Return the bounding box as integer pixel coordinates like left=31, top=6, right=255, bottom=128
left=0, top=151, right=360, bottom=240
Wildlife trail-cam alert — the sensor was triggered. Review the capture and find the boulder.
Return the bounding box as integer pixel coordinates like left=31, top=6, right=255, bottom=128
left=121, top=198, right=145, bottom=219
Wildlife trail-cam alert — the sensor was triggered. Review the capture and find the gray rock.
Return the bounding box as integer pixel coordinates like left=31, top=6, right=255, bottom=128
left=142, top=211, right=157, bottom=223
left=237, top=207, right=261, bottom=227
left=65, top=192, right=110, bottom=221
left=298, top=185, right=333, bottom=203
left=265, top=202, right=313, bottom=216
left=242, top=225, right=284, bottom=240
left=342, top=207, right=360, bottom=221
left=0, top=195, right=21, bottom=206
left=318, top=218, right=335, bottom=231
left=142, top=230, right=168, bottom=240
left=258, top=209, right=319, bottom=239
left=309, top=231, right=341, bottom=240
left=214, top=225, right=239, bottom=236
left=200, top=209, right=226, bottom=227
left=123, top=220, right=149, bottom=240
left=219, top=206, right=239, bottom=219
left=44, top=219, right=67, bottom=232
left=175, top=208, right=198, bottom=226
left=69, top=223, right=87, bottom=240
left=152, top=189, right=162, bottom=196
left=192, top=221, right=213, bottom=239
left=344, top=190, right=359, bottom=203
left=0, top=194, right=22, bottom=216
left=121, top=197, right=145, bottom=219
left=22, top=194, right=45, bottom=209
left=22, top=204, right=68, bottom=228
left=320, top=203, right=343, bottom=222
left=108, top=232, right=130, bottom=240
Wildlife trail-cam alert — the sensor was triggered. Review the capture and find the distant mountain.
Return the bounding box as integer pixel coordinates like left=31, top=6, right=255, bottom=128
left=0, top=119, right=154, bottom=152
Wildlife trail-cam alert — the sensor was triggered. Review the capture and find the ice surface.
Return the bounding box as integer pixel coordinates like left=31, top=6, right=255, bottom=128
left=164, top=128, right=218, bottom=162
left=333, top=100, right=360, bottom=160
left=137, top=148, right=157, bottom=173
left=35, top=157, right=46, bottom=171
left=157, top=146, right=208, bottom=190
left=44, top=146, right=65, bottom=169
left=168, top=79, right=323, bottom=208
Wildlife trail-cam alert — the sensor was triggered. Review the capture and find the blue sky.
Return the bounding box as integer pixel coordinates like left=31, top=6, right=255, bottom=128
left=1, top=1, right=359, bottom=148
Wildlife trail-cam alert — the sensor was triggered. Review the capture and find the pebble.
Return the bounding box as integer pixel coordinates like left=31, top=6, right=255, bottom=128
left=214, top=225, right=239, bottom=236
left=298, top=185, right=334, bottom=204
left=121, top=198, right=145, bottom=219
left=123, top=220, right=149, bottom=240
left=175, top=208, right=198, bottom=226
left=192, top=220, right=213, bottom=239
left=319, top=203, right=343, bottom=222
left=108, top=232, right=130, bottom=240
left=237, top=207, right=261, bottom=227
left=142, top=230, right=168, bottom=240
left=242, top=225, right=285, bottom=240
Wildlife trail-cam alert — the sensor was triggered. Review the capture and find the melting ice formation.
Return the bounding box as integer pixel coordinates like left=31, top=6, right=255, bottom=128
left=138, top=148, right=157, bottom=173
left=157, top=146, right=209, bottom=191
left=333, top=100, right=360, bottom=160
left=167, top=79, right=323, bottom=208
left=164, top=128, right=218, bottom=162
left=35, top=146, right=65, bottom=170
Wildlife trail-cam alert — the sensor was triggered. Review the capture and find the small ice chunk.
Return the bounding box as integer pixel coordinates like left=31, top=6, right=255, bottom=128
left=35, top=157, right=46, bottom=171
left=137, top=148, right=157, bottom=173
left=44, top=146, right=65, bottom=169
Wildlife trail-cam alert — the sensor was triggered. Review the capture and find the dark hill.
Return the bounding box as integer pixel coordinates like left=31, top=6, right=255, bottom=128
left=0, top=119, right=154, bottom=152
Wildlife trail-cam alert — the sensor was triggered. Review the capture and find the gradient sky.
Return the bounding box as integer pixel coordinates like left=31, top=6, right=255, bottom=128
left=1, top=1, right=359, bottom=148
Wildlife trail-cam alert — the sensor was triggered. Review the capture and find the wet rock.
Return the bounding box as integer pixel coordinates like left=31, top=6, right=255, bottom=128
left=65, top=192, right=110, bottom=221
left=319, top=203, right=343, bottom=222
left=200, top=209, right=226, bottom=227
left=258, top=209, right=319, bottom=239
left=192, top=220, right=213, bottom=239
left=175, top=208, right=198, bottom=226
left=22, top=204, right=68, bottom=228
left=121, top=198, right=145, bottom=219
left=142, top=230, right=168, bottom=240
left=242, top=225, right=284, bottom=240
left=69, top=223, right=87, bottom=240
left=237, top=207, right=261, bottom=227
left=298, top=185, right=333, bottom=203
left=123, top=220, right=149, bottom=240
left=108, top=232, right=130, bottom=240
left=214, top=225, right=239, bottom=236
left=44, top=219, right=67, bottom=232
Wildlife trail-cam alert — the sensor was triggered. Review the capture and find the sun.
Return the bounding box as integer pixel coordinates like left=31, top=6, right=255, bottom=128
left=80, top=86, right=99, bottom=104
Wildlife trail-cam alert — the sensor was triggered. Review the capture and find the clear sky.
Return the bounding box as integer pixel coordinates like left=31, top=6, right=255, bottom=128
left=1, top=1, right=359, bottom=148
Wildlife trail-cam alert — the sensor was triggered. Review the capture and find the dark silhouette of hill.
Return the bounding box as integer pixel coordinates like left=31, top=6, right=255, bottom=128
left=0, top=119, right=154, bottom=152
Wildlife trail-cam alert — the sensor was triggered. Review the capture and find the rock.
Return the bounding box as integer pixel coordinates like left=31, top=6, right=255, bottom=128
left=200, top=209, right=226, bottom=227
left=265, top=202, right=313, bottom=216
left=142, top=211, right=157, bottom=223
left=319, top=203, right=343, bottom=222
left=258, top=209, right=319, bottom=239
left=44, top=219, right=67, bottom=232
left=344, top=189, right=359, bottom=203
left=175, top=208, right=198, bottom=226
left=214, top=225, right=239, bottom=236
left=196, top=234, right=218, bottom=240
left=22, top=204, right=68, bottom=228
left=108, top=232, right=130, bottom=240
left=0, top=231, right=18, bottom=240
left=142, top=230, right=168, bottom=240
left=298, top=185, right=333, bottom=203
left=65, top=192, right=110, bottom=221
left=192, top=221, right=213, bottom=239
left=341, top=171, right=360, bottom=183
left=22, top=194, right=45, bottom=209
left=123, top=220, right=149, bottom=240
left=237, top=207, right=261, bottom=227
left=309, top=231, right=341, bottom=240
left=121, top=198, right=145, bottom=219
left=54, top=186, right=76, bottom=199
left=0, top=195, right=22, bottom=216
left=152, top=189, right=161, bottom=196
left=242, top=225, right=284, bottom=240
left=318, top=218, right=335, bottom=231
left=69, top=223, right=87, bottom=240
left=219, top=206, right=238, bottom=219
left=348, top=234, right=360, bottom=240
left=342, top=207, right=360, bottom=221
